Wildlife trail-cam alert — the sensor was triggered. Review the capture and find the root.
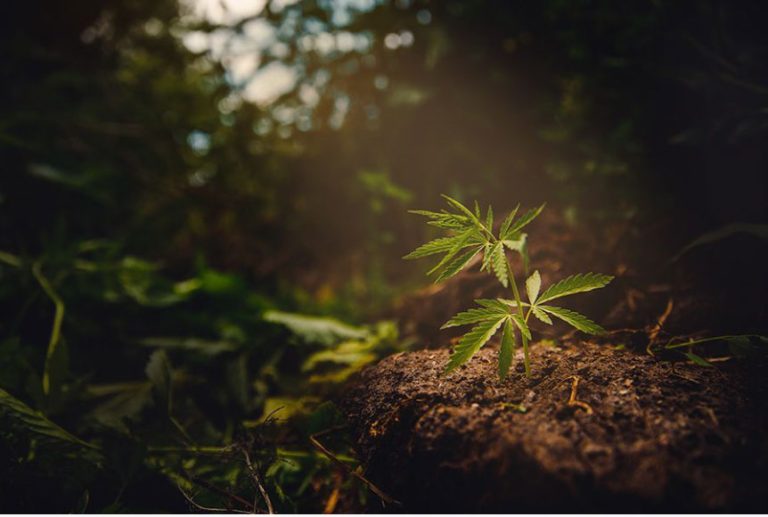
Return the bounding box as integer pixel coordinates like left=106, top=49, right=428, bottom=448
left=565, top=375, right=593, bottom=415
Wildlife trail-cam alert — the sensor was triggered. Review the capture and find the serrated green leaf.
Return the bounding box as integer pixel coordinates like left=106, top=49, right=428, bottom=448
left=445, top=316, right=505, bottom=373
left=502, top=203, right=545, bottom=239
left=433, top=246, right=482, bottom=283
left=442, top=195, right=479, bottom=222
left=537, top=273, right=614, bottom=304
left=474, top=200, right=482, bottom=218
left=501, top=237, right=525, bottom=251
left=476, top=298, right=513, bottom=312
left=538, top=305, right=605, bottom=334
left=480, top=242, right=493, bottom=272
left=442, top=307, right=506, bottom=329
left=498, top=298, right=530, bottom=309
left=404, top=235, right=472, bottom=260
left=511, top=314, right=531, bottom=340
left=427, top=230, right=475, bottom=275
left=526, top=270, right=541, bottom=304
left=427, top=215, right=472, bottom=230
left=408, top=209, right=444, bottom=219
left=442, top=195, right=485, bottom=232
left=491, top=243, right=508, bottom=287
left=684, top=351, right=713, bottom=367
left=499, top=204, right=520, bottom=239
left=498, top=318, right=516, bottom=379
left=0, top=387, right=101, bottom=458
left=409, top=209, right=471, bottom=230
left=531, top=306, right=553, bottom=325
left=485, top=205, right=494, bottom=233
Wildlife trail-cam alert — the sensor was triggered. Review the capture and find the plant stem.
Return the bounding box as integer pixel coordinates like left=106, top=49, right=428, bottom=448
left=32, top=261, right=65, bottom=396
left=664, top=334, right=764, bottom=349
left=147, top=445, right=232, bottom=454
left=505, top=255, right=530, bottom=377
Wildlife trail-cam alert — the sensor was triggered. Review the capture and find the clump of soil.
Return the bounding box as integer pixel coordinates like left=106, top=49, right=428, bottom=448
left=342, top=342, right=768, bottom=512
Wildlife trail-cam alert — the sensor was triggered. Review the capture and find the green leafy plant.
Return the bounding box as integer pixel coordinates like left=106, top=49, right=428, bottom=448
left=405, top=195, right=613, bottom=379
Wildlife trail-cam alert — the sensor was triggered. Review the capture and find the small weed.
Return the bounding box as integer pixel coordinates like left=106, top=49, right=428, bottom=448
left=405, top=196, right=613, bottom=379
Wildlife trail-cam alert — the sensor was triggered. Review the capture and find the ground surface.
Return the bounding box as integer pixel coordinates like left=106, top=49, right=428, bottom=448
left=343, top=343, right=767, bottom=512
left=340, top=210, right=768, bottom=512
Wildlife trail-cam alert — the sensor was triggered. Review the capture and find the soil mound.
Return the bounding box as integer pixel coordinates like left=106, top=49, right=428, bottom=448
left=342, top=342, right=768, bottom=512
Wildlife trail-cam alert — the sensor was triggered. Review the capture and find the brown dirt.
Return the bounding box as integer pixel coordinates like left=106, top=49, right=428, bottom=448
left=342, top=342, right=768, bottom=512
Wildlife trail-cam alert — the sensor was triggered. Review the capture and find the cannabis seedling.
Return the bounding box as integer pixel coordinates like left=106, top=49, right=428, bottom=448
left=405, top=195, right=613, bottom=379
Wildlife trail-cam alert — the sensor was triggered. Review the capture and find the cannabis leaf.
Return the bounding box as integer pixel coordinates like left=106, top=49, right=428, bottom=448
left=499, top=204, right=520, bottom=238
left=445, top=316, right=506, bottom=373
left=406, top=197, right=497, bottom=284
left=403, top=236, right=470, bottom=259
left=491, top=243, right=509, bottom=287
left=526, top=270, right=541, bottom=304
left=434, top=246, right=482, bottom=283
left=501, top=203, right=545, bottom=240
left=536, top=305, right=605, bottom=334
left=0, top=387, right=102, bottom=463
left=442, top=195, right=485, bottom=232
left=409, top=210, right=469, bottom=230
left=531, top=306, right=553, bottom=325
left=442, top=305, right=507, bottom=329
left=537, top=273, right=613, bottom=304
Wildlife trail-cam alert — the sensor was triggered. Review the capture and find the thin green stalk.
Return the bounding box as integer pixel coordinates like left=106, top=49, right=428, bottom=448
left=147, top=445, right=232, bottom=455
left=505, top=255, right=530, bottom=377
left=482, top=223, right=532, bottom=378
left=0, top=250, right=22, bottom=268
left=664, top=334, right=764, bottom=350
left=32, top=261, right=65, bottom=395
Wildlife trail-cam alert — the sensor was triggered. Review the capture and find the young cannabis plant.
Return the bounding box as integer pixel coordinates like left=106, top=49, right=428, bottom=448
left=405, top=195, right=613, bottom=379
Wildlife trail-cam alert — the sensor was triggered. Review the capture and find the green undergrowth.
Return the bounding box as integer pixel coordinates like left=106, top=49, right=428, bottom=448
left=0, top=247, right=403, bottom=512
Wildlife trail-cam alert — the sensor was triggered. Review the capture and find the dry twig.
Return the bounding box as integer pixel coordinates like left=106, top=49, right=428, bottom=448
left=310, top=426, right=401, bottom=507
left=241, top=447, right=275, bottom=514
left=177, top=483, right=253, bottom=514
left=649, top=298, right=674, bottom=344
left=182, top=471, right=257, bottom=513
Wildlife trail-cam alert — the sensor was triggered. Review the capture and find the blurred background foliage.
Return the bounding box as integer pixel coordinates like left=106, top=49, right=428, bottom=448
left=1, top=0, right=766, bottom=511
